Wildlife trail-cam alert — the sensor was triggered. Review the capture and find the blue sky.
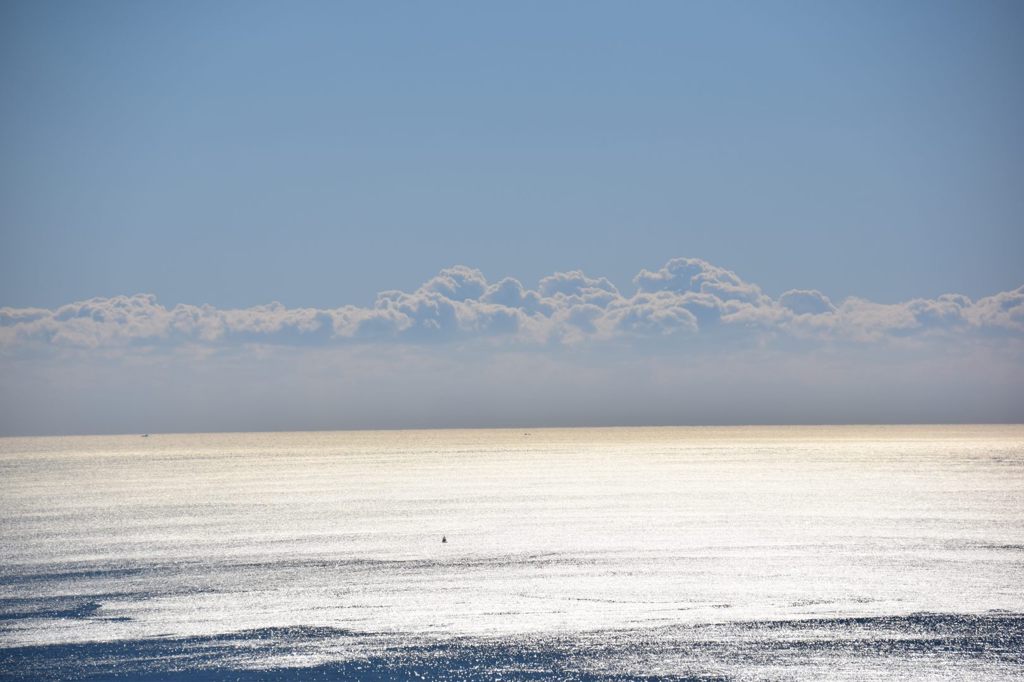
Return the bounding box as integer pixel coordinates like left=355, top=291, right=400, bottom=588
left=1, top=1, right=1022, bottom=434
left=3, top=0, right=1022, bottom=308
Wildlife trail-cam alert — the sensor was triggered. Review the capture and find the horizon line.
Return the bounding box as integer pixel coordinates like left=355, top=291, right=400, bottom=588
left=4, top=421, right=1023, bottom=440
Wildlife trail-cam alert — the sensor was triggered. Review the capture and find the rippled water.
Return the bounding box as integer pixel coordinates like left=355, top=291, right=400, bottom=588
left=2, top=426, right=1023, bottom=679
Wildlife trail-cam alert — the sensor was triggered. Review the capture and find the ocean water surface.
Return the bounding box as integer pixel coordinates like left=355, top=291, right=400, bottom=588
left=1, top=425, right=1022, bottom=680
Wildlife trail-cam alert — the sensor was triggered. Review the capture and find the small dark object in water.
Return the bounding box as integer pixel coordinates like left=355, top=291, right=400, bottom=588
left=441, top=535, right=447, bottom=543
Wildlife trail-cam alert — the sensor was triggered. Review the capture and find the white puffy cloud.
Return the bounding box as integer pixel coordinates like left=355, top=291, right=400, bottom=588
left=419, top=265, right=489, bottom=301
left=779, top=289, right=836, bottom=316
left=481, top=277, right=554, bottom=316
left=968, top=286, right=1024, bottom=333
left=2, top=294, right=171, bottom=348
left=634, top=257, right=767, bottom=304
left=606, top=291, right=700, bottom=336
left=0, top=307, right=50, bottom=325
left=906, top=294, right=971, bottom=330
left=538, top=270, right=620, bottom=306
left=1, top=258, right=1021, bottom=352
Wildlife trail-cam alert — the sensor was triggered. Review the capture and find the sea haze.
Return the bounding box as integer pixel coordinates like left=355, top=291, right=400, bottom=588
left=1, top=426, right=1023, bottom=680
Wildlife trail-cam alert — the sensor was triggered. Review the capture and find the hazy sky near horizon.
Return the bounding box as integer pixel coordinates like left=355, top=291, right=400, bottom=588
left=1, top=1, right=1022, bottom=435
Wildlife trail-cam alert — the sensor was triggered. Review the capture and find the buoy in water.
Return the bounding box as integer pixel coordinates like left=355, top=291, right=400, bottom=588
left=442, top=535, right=447, bottom=543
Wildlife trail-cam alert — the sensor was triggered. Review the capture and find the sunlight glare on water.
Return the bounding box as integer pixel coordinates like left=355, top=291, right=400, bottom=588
left=2, top=426, right=1023, bottom=679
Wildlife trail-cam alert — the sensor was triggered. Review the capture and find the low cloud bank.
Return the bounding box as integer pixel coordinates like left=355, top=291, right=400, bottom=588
left=3, top=257, right=1024, bottom=434
left=2, top=257, right=1021, bottom=351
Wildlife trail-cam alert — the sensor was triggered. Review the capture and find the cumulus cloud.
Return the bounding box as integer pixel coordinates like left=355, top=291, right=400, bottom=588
left=607, top=291, right=699, bottom=336
left=481, top=277, right=553, bottom=316
left=419, top=265, right=488, bottom=301
left=633, top=257, right=766, bottom=304
left=779, top=289, right=836, bottom=316
left=538, top=270, right=620, bottom=305
left=2, top=258, right=1022, bottom=352
left=968, top=286, right=1024, bottom=333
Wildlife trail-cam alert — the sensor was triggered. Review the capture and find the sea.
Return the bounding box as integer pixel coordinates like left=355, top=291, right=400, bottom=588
left=1, top=425, right=1022, bottom=680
